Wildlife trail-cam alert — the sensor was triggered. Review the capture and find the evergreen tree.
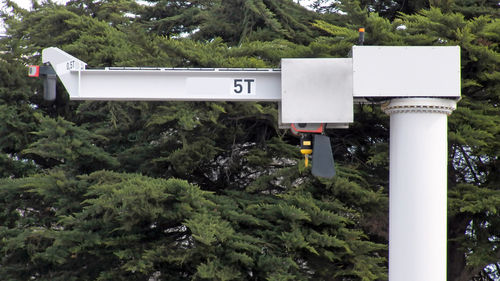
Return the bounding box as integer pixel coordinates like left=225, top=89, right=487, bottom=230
left=0, top=43, right=38, bottom=177
left=1, top=1, right=387, bottom=280
left=137, top=0, right=319, bottom=44
left=0, top=0, right=498, bottom=280
left=309, top=0, right=429, bottom=19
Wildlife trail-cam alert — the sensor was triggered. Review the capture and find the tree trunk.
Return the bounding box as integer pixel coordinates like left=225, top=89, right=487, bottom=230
left=448, top=213, right=472, bottom=281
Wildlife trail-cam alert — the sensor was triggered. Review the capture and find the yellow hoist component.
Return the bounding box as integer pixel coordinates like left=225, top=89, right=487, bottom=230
left=300, top=135, right=313, bottom=167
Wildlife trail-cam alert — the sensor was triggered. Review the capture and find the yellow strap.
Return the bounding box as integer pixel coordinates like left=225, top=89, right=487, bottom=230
left=305, top=155, right=309, bottom=167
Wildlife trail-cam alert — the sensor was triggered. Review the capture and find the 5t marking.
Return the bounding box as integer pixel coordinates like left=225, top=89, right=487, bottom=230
left=233, top=79, right=256, bottom=95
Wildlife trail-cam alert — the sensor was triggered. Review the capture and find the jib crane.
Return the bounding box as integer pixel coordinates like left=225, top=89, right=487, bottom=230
left=31, top=43, right=460, bottom=281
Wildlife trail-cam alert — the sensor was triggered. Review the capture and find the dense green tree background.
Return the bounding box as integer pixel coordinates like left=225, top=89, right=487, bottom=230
left=0, top=0, right=499, bottom=280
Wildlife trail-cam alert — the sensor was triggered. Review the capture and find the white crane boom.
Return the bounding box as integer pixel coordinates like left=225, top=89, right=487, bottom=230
left=41, top=46, right=460, bottom=125
left=42, top=46, right=281, bottom=102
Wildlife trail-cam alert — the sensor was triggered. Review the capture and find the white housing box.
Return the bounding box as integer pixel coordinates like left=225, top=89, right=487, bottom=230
left=353, top=46, right=461, bottom=98
left=281, top=58, right=354, bottom=124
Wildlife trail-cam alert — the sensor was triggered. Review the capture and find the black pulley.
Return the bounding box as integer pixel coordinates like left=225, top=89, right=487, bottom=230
left=311, top=134, right=335, bottom=179
left=43, top=73, right=57, bottom=101
left=39, top=65, right=57, bottom=101
left=29, top=65, right=57, bottom=101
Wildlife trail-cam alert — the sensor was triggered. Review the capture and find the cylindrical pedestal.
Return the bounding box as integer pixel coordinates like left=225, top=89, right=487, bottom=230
left=382, top=98, right=457, bottom=281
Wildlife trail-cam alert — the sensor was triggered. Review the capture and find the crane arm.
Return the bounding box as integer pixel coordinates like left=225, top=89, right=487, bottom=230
left=39, top=46, right=461, bottom=125
left=41, top=47, right=281, bottom=102
left=36, top=45, right=461, bottom=180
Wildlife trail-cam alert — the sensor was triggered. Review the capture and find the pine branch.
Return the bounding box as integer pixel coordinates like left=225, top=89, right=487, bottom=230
left=459, top=145, right=481, bottom=184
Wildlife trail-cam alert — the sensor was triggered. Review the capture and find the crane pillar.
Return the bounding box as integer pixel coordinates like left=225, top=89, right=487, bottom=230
left=383, top=98, right=457, bottom=281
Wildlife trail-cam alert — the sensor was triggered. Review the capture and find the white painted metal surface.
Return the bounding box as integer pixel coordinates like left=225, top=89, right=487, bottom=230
left=383, top=98, right=457, bottom=281
left=42, top=47, right=87, bottom=98
left=74, top=69, right=281, bottom=101
left=281, top=58, right=353, bottom=123
left=42, top=47, right=281, bottom=102
left=353, top=46, right=461, bottom=98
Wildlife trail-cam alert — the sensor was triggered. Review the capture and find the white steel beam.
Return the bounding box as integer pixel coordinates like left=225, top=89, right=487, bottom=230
left=42, top=46, right=461, bottom=103
left=73, top=68, right=280, bottom=101
left=42, top=48, right=281, bottom=102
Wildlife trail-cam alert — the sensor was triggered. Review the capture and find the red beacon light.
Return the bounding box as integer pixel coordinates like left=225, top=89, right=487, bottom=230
left=28, top=65, right=40, bottom=77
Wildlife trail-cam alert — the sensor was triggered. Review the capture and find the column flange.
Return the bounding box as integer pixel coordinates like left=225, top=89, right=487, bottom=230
left=382, top=98, right=457, bottom=116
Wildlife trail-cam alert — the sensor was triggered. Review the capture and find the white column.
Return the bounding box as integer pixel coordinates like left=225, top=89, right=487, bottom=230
left=382, top=98, right=457, bottom=281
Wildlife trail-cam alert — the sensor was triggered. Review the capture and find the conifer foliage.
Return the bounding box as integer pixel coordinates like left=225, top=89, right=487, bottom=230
left=0, top=0, right=499, bottom=280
